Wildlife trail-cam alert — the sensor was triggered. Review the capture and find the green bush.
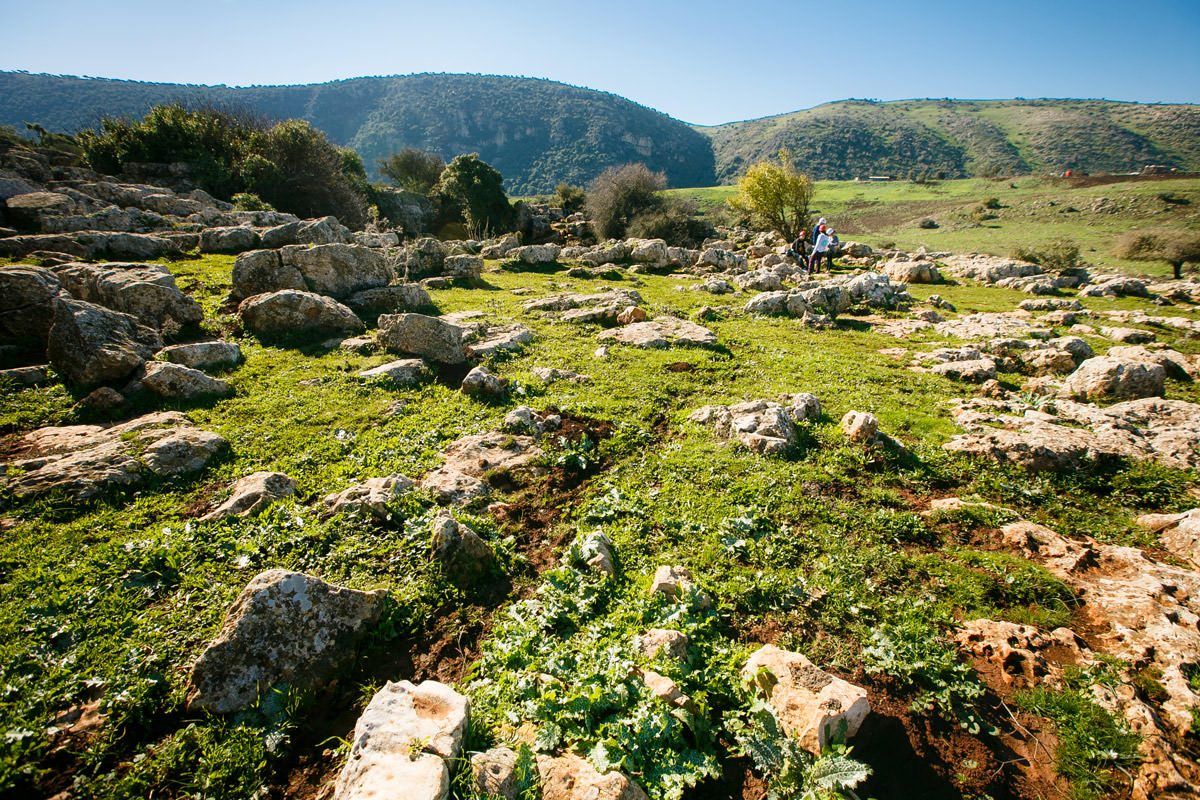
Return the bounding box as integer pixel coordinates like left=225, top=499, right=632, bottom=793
left=77, top=102, right=370, bottom=228
left=554, top=182, right=587, bottom=213
left=982, top=196, right=1001, bottom=209
left=377, top=147, right=445, bottom=194
left=230, top=192, right=273, bottom=212
left=626, top=197, right=714, bottom=248
left=1010, top=238, right=1081, bottom=269
left=1116, top=229, right=1200, bottom=279
left=586, top=163, right=666, bottom=240
left=433, top=153, right=515, bottom=237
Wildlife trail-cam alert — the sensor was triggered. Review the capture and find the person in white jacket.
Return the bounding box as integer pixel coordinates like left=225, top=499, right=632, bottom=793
left=808, top=228, right=831, bottom=275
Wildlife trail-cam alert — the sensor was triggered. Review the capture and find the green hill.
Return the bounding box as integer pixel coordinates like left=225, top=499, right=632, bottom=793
left=2, top=73, right=1198, bottom=191
left=0, top=72, right=716, bottom=195
left=701, top=98, right=1200, bottom=182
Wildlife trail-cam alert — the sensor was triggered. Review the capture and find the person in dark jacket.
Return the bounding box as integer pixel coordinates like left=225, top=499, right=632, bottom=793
left=811, top=217, right=827, bottom=245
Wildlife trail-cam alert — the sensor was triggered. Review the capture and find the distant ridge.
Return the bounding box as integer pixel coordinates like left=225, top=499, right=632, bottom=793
left=1, top=72, right=1197, bottom=192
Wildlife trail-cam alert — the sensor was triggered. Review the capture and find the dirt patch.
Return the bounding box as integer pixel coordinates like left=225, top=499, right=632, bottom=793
left=1065, top=172, right=1198, bottom=189
left=666, top=361, right=696, bottom=373
left=853, top=672, right=1060, bottom=800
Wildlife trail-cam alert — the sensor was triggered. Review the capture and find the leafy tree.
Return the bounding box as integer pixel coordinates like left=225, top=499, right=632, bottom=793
left=1117, top=230, right=1200, bottom=279
left=586, top=163, right=666, bottom=240
left=377, top=147, right=445, bottom=194
left=433, top=153, right=514, bottom=236
left=554, top=182, right=587, bottom=213
left=728, top=149, right=813, bottom=242
left=626, top=197, right=712, bottom=248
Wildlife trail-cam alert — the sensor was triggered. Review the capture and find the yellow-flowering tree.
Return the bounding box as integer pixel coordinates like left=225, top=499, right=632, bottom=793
left=728, top=149, right=814, bottom=242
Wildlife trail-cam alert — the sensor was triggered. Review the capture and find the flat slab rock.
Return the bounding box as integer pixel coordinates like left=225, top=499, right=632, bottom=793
left=333, top=680, right=469, bottom=800
left=324, top=474, right=414, bottom=518
left=597, top=316, right=716, bottom=348
left=945, top=395, right=1200, bottom=471
left=4, top=411, right=227, bottom=499
left=420, top=432, right=545, bottom=505
left=189, top=570, right=386, bottom=713
left=200, top=471, right=295, bottom=522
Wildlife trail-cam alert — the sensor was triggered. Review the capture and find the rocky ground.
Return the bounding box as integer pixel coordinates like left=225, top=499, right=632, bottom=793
left=3, top=152, right=1200, bottom=800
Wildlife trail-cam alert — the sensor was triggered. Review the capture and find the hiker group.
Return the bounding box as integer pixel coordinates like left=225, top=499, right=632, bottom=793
left=788, top=218, right=838, bottom=276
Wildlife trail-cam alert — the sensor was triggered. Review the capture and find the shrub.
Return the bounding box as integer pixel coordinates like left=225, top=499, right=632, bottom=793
left=918, top=218, right=938, bottom=229
left=77, top=102, right=372, bottom=228
left=231, top=192, right=273, bottom=212
left=377, top=147, right=445, bottom=194
left=1009, top=239, right=1081, bottom=270
left=626, top=197, right=713, bottom=248
left=433, top=153, right=515, bottom=237
left=982, top=196, right=1001, bottom=209
left=554, top=183, right=587, bottom=213
left=727, top=149, right=813, bottom=242
left=586, top=163, right=666, bottom=240
left=1116, top=229, right=1200, bottom=279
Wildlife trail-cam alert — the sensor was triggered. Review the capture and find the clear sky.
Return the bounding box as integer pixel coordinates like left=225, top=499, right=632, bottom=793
left=1, top=0, right=1197, bottom=125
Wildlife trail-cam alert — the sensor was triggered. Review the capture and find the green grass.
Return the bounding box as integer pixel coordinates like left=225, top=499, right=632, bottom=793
left=669, top=175, right=1200, bottom=278
left=1, top=248, right=1197, bottom=798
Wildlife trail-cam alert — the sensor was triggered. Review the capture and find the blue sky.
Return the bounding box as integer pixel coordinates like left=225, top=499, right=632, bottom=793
left=1, top=0, right=1197, bottom=125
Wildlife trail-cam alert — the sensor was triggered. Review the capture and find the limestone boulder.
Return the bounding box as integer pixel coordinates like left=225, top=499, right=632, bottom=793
left=1107, top=345, right=1195, bottom=381
left=345, top=284, right=432, bottom=315
left=230, top=249, right=305, bottom=301
left=280, top=243, right=393, bottom=298
left=324, top=475, right=414, bottom=519
left=841, top=411, right=879, bottom=443
left=688, top=397, right=820, bottom=455
left=462, top=366, right=509, bottom=398
left=377, top=313, right=464, bottom=364
left=200, top=471, right=296, bottom=522
left=466, top=325, right=534, bottom=359
left=1061, top=356, right=1165, bottom=401
left=472, top=747, right=525, bottom=800
left=444, top=254, right=483, bottom=279
left=0, top=265, right=64, bottom=344
left=199, top=226, right=260, bottom=254
left=52, top=261, right=202, bottom=331
left=650, top=565, right=709, bottom=607
left=638, top=629, right=688, bottom=663
left=929, top=358, right=997, bottom=383
left=742, top=645, right=870, bottom=752
left=883, top=259, right=940, bottom=283
left=47, top=298, right=162, bottom=385
left=430, top=515, right=494, bottom=583
left=532, top=367, right=591, bottom=384
left=137, top=361, right=233, bottom=399
left=420, top=432, right=544, bottom=505
left=238, top=290, right=365, bottom=338
left=157, top=341, right=242, bottom=371
left=189, top=570, right=386, bottom=713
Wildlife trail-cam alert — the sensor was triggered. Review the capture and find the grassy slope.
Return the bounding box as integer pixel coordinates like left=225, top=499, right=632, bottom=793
left=700, top=99, right=1200, bottom=183
left=2, top=242, right=1198, bottom=797
left=669, top=175, right=1200, bottom=277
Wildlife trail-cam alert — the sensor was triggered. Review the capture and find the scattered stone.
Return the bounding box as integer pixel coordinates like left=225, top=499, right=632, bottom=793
left=571, top=530, right=617, bottom=577
left=638, top=629, right=688, bottom=663
left=472, top=747, right=524, bottom=800
left=377, top=313, right=464, bottom=364
left=332, top=680, right=469, bottom=800
left=742, top=645, right=870, bottom=752
left=929, top=358, right=997, bottom=383
left=502, top=405, right=561, bottom=437
left=444, top=254, right=483, bottom=279
left=466, top=325, right=534, bottom=359
left=357, top=359, right=428, bottom=385
left=1079, top=276, right=1149, bottom=298
left=688, top=395, right=819, bottom=454
left=536, top=753, right=649, bottom=800
left=841, top=411, right=878, bottom=443
left=336, top=336, right=377, bottom=354
left=1106, top=345, right=1194, bottom=381
left=430, top=515, right=494, bottom=583
left=638, top=668, right=698, bottom=713
left=77, top=386, right=125, bottom=411
left=324, top=475, right=414, bottom=519
left=200, top=471, right=296, bottom=522
left=615, top=306, right=648, bottom=325
left=280, top=243, right=393, bottom=298
left=1136, top=510, right=1200, bottom=569
left=532, top=367, right=591, bottom=384
left=1101, top=326, right=1156, bottom=344
left=230, top=249, right=305, bottom=301
left=597, top=317, right=716, bottom=348
left=927, top=294, right=955, bottom=311
left=883, top=259, right=940, bottom=283
left=509, top=244, right=560, bottom=264
left=189, top=570, right=386, bottom=713
left=461, top=366, right=508, bottom=398
left=650, top=565, right=710, bottom=607
left=238, top=290, right=364, bottom=338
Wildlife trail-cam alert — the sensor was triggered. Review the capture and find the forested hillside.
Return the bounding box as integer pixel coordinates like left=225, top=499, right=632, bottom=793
left=2, top=72, right=1198, bottom=191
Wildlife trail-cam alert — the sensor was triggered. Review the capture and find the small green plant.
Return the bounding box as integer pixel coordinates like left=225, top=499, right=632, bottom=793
left=231, top=192, right=274, bottom=211
left=727, top=697, right=871, bottom=800
left=1015, top=666, right=1141, bottom=800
